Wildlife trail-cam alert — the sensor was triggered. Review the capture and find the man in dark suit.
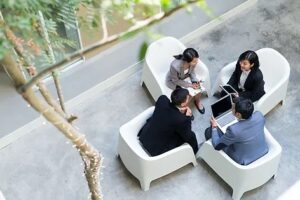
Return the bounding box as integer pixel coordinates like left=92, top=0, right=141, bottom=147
left=138, top=88, right=199, bottom=156
left=205, top=97, right=268, bottom=165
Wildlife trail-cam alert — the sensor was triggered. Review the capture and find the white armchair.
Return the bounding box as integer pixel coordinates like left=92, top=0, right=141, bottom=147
left=198, top=127, right=282, bottom=200
left=212, top=48, right=290, bottom=115
left=0, top=191, right=5, bottom=200
left=141, top=36, right=211, bottom=101
left=117, top=106, right=197, bottom=191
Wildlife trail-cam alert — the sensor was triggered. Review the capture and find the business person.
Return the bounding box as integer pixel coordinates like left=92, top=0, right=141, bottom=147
left=166, top=48, right=205, bottom=114
left=138, top=88, right=199, bottom=156
left=204, top=97, right=268, bottom=165
left=226, top=50, right=265, bottom=102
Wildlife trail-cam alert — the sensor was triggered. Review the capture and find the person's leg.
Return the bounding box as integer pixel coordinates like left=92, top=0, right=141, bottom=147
left=190, top=132, right=199, bottom=154
left=204, top=127, right=223, bottom=140
left=204, top=127, right=212, bottom=140
left=194, top=93, right=203, bottom=107
left=194, top=93, right=205, bottom=114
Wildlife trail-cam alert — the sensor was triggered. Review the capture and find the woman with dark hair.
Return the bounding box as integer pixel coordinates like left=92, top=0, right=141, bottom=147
left=166, top=48, right=205, bottom=114
left=227, top=50, right=265, bottom=102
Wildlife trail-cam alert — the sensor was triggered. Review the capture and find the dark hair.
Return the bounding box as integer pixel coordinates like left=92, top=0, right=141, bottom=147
left=174, top=48, right=199, bottom=63
left=234, top=98, right=254, bottom=119
left=171, top=88, right=189, bottom=106
left=236, top=50, right=259, bottom=69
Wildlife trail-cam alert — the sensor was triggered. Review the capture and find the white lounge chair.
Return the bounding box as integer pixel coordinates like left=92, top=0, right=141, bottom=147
left=198, top=127, right=282, bottom=200
left=0, top=191, right=5, bottom=200
left=141, top=36, right=211, bottom=101
left=117, top=106, right=197, bottom=191
left=212, top=48, right=290, bottom=115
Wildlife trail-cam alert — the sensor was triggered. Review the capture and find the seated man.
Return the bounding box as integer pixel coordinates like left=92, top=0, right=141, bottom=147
left=138, top=88, right=199, bottom=156
left=205, top=97, right=268, bottom=165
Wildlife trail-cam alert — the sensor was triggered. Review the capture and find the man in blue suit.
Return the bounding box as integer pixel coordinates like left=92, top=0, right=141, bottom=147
left=204, top=98, right=268, bottom=165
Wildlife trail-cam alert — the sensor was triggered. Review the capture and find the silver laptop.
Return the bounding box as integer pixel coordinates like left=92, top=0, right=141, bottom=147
left=211, top=95, right=238, bottom=133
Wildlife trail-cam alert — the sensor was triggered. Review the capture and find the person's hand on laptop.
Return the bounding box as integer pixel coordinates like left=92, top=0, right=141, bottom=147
left=210, top=116, right=218, bottom=129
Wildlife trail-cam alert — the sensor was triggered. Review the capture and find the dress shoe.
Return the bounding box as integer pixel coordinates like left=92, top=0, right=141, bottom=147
left=194, top=101, right=205, bottom=114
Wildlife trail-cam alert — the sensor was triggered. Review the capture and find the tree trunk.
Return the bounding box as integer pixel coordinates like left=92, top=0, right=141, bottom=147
left=52, top=71, right=66, bottom=112
left=36, top=81, right=68, bottom=117
left=4, top=26, right=71, bottom=121
left=38, top=11, right=67, bottom=113
left=1, top=53, right=103, bottom=200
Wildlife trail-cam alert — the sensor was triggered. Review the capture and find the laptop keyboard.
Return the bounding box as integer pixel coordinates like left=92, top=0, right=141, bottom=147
left=217, top=114, right=236, bottom=127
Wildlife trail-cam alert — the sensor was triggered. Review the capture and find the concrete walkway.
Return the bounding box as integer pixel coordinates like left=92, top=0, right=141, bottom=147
left=1, top=0, right=300, bottom=199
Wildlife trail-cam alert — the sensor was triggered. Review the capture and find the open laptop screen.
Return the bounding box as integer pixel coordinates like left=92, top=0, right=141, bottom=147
left=222, top=85, right=237, bottom=94
left=211, top=95, right=232, bottom=118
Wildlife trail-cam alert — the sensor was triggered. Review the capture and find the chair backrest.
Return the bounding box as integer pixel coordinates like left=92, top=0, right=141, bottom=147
left=120, top=107, right=155, bottom=158
left=145, top=37, right=186, bottom=84
left=256, top=48, right=290, bottom=92
left=120, top=125, right=149, bottom=158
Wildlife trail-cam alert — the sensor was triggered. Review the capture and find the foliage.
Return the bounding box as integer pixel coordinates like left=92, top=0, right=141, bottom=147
left=0, top=0, right=158, bottom=64
left=0, top=0, right=212, bottom=66
left=0, top=0, right=78, bottom=70
left=138, top=41, right=148, bottom=60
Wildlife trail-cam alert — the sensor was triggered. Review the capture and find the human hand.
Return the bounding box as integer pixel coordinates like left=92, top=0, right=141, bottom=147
left=185, top=106, right=192, bottom=117
left=210, top=116, right=218, bottom=128
left=192, top=82, right=200, bottom=89
left=180, top=106, right=192, bottom=117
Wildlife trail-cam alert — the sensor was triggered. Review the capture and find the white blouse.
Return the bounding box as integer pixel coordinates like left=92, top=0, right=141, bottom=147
left=238, top=70, right=251, bottom=90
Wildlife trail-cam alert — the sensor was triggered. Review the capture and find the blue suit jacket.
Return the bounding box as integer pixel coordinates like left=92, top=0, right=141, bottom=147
left=212, top=111, right=268, bottom=165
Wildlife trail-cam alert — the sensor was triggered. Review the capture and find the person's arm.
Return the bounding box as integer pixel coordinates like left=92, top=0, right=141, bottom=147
left=211, top=127, right=237, bottom=150
left=240, top=71, right=264, bottom=102
left=189, top=64, right=199, bottom=83
left=176, top=118, right=198, bottom=154
left=169, top=64, right=192, bottom=88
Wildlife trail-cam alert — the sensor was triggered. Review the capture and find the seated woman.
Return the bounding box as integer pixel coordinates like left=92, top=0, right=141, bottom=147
left=166, top=48, right=205, bottom=114
left=226, top=50, right=265, bottom=102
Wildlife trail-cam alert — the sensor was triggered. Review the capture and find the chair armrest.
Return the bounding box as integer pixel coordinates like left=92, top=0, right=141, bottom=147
left=195, top=60, right=211, bottom=95
left=141, top=143, right=195, bottom=179
left=211, top=62, right=235, bottom=94
left=120, top=106, right=155, bottom=144
left=255, top=79, right=289, bottom=115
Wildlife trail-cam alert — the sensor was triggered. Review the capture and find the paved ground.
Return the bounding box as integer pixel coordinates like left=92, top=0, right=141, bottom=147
left=1, top=0, right=300, bottom=199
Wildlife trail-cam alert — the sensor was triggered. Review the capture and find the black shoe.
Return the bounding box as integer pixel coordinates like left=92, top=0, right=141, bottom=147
left=194, top=101, right=205, bottom=114
left=191, top=115, right=194, bottom=121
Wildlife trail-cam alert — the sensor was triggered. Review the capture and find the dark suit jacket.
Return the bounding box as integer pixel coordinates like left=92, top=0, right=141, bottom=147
left=138, top=95, right=198, bottom=156
left=227, top=66, right=265, bottom=102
